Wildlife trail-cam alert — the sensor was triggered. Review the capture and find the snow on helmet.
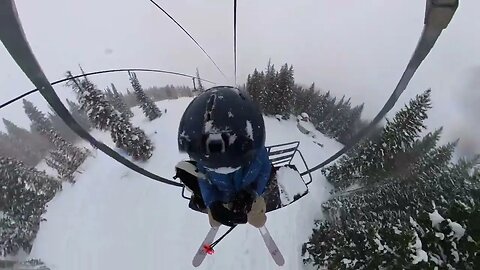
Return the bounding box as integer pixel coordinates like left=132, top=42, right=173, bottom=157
left=178, top=86, right=265, bottom=171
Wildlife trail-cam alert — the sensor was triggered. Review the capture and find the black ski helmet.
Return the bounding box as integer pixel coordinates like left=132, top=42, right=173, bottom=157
left=178, top=86, right=265, bottom=170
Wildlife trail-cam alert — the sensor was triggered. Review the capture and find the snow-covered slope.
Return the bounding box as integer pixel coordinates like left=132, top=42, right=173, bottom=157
left=29, top=97, right=343, bottom=270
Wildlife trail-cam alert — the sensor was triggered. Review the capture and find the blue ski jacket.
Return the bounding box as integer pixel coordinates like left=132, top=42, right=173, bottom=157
left=197, top=147, right=272, bottom=208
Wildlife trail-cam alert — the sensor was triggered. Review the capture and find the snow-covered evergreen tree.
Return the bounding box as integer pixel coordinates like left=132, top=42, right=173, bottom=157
left=324, top=90, right=433, bottom=190
left=305, top=147, right=479, bottom=269
left=23, top=99, right=54, bottom=135
left=129, top=71, right=162, bottom=120
left=2, top=118, right=43, bottom=153
left=318, top=95, right=352, bottom=138
left=23, top=99, right=88, bottom=180
left=276, top=63, right=295, bottom=118
left=164, top=85, right=179, bottom=99
left=48, top=110, right=79, bottom=143
left=23, top=99, right=81, bottom=152
left=66, top=72, right=116, bottom=130
left=246, top=68, right=264, bottom=108
left=246, top=62, right=365, bottom=139
left=0, top=156, right=61, bottom=256
left=66, top=99, right=92, bottom=131
left=1, top=119, right=45, bottom=166
left=263, top=61, right=278, bottom=115
left=109, top=83, right=133, bottom=119
left=110, top=117, right=154, bottom=161
left=292, top=83, right=317, bottom=116
left=67, top=71, right=154, bottom=160
left=309, top=91, right=337, bottom=131
left=303, top=90, right=480, bottom=269
left=195, top=68, right=205, bottom=93
left=0, top=132, right=28, bottom=164
left=45, top=145, right=88, bottom=182
left=337, top=103, right=365, bottom=144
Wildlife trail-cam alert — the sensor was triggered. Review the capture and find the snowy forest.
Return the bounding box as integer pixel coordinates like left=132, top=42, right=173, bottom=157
left=0, top=71, right=193, bottom=260
left=245, top=62, right=368, bottom=144
left=1, top=62, right=479, bottom=269
left=245, top=62, right=479, bottom=269
left=300, top=91, right=480, bottom=268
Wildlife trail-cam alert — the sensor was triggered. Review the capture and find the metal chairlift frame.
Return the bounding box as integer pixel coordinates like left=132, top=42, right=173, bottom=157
left=181, top=141, right=313, bottom=201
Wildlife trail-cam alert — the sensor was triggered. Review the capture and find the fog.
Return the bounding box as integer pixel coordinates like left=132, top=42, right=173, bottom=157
left=1, top=0, right=479, bottom=156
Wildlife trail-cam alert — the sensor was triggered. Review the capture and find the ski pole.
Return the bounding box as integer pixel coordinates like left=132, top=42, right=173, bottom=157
left=203, top=225, right=237, bottom=254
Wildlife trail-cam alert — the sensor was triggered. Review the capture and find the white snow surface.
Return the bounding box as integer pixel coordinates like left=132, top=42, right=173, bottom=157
left=276, top=166, right=308, bottom=206
left=429, top=210, right=445, bottom=229
left=297, top=119, right=316, bottom=134
left=410, top=232, right=428, bottom=265
left=448, top=221, right=466, bottom=240
left=29, top=97, right=343, bottom=270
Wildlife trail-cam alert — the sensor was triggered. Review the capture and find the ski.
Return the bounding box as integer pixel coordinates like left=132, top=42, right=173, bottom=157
left=259, top=226, right=285, bottom=266
left=192, top=226, right=219, bottom=267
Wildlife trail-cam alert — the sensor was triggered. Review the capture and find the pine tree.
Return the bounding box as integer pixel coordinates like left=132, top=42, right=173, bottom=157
left=293, top=83, right=317, bottom=116
left=1, top=119, right=45, bottom=166
left=66, top=99, right=92, bottom=131
left=45, top=146, right=88, bottom=182
left=23, top=99, right=83, bottom=154
left=164, top=85, right=179, bottom=99
left=67, top=71, right=154, bottom=160
left=110, top=83, right=133, bottom=119
left=324, top=90, right=433, bottom=190
left=263, top=61, right=277, bottom=115
left=23, top=99, right=88, bottom=180
left=318, top=96, right=352, bottom=138
left=2, top=119, right=38, bottom=149
left=0, top=156, right=61, bottom=256
left=0, top=132, right=27, bottom=163
left=195, top=68, right=205, bottom=93
left=129, top=71, right=162, bottom=121
left=109, top=117, right=154, bottom=161
left=48, top=111, right=79, bottom=143
left=248, top=61, right=365, bottom=140
left=276, top=64, right=295, bottom=118
left=246, top=69, right=260, bottom=102
left=310, top=91, right=337, bottom=130
left=304, top=151, right=479, bottom=269
left=66, top=72, right=116, bottom=130
left=304, top=89, right=480, bottom=269
left=337, top=103, right=365, bottom=144
left=22, top=99, right=54, bottom=135
left=104, top=86, right=115, bottom=102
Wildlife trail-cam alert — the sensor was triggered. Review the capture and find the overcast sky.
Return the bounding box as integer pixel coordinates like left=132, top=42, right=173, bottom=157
left=1, top=0, right=479, bottom=157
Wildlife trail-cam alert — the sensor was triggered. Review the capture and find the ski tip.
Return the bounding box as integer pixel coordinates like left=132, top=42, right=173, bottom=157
left=203, top=244, right=215, bottom=255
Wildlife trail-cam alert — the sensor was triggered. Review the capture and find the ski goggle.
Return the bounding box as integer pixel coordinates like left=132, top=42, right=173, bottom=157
left=203, top=132, right=253, bottom=155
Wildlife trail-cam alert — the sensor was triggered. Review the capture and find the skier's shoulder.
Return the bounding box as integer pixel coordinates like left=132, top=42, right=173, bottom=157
left=197, top=162, right=229, bottom=183
left=252, top=146, right=270, bottom=165
left=258, top=146, right=269, bottom=159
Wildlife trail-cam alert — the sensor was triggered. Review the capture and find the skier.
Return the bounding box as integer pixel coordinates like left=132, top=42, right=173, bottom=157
left=177, top=86, right=271, bottom=228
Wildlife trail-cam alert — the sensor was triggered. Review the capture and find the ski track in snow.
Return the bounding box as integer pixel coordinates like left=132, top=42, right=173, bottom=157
left=29, top=97, right=343, bottom=270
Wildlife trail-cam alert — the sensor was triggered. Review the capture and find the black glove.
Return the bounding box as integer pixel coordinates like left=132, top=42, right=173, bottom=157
left=210, top=201, right=247, bottom=227
left=232, top=189, right=256, bottom=214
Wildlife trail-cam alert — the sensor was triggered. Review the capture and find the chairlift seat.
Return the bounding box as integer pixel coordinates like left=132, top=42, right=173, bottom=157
left=183, top=141, right=313, bottom=213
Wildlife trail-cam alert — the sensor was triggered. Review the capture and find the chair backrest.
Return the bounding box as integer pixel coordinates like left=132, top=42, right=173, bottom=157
left=266, top=141, right=300, bottom=168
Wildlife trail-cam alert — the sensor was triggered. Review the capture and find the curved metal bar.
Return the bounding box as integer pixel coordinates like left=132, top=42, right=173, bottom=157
left=0, top=1, right=184, bottom=188
left=0, top=68, right=216, bottom=110
left=300, top=0, right=458, bottom=176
